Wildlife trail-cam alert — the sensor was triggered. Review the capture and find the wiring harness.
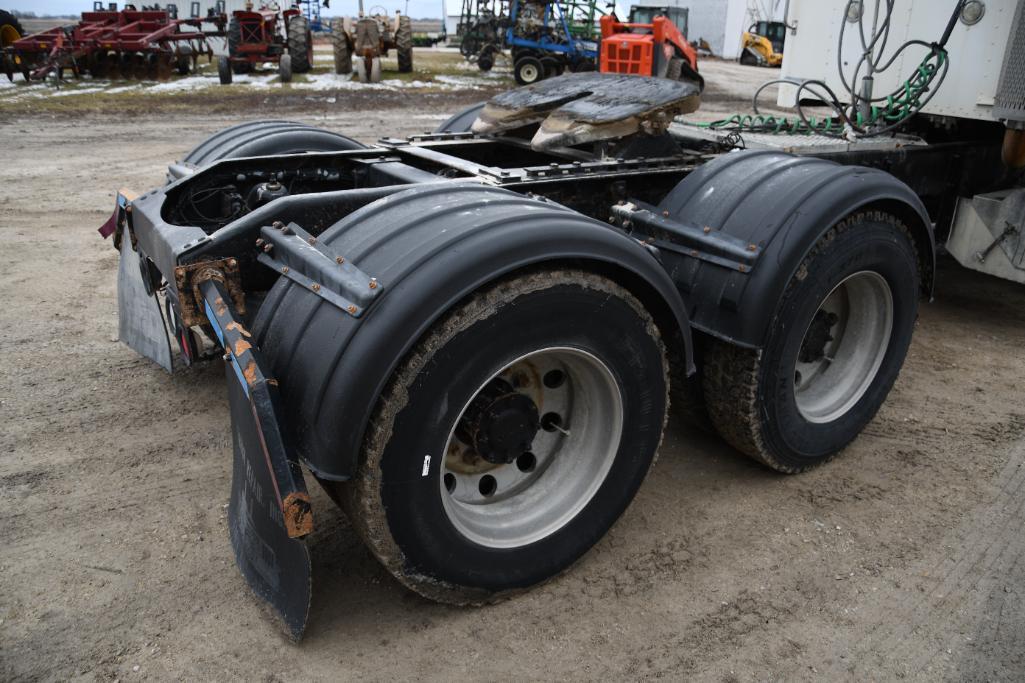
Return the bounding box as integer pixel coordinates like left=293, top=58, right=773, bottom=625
left=700, top=0, right=966, bottom=139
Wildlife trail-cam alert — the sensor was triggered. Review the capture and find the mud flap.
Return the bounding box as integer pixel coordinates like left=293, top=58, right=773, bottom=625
left=200, top=279, right=315, bottom=641
left=116, top=223, right=173, bottom=372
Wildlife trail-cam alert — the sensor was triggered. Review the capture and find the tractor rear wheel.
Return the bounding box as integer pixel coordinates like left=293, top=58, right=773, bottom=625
left=514, top=55, right=543, bottom=85
left=395, top=14, right=413, bottom=73
left=335, top=269, right=668, bottom=604
left=217, top=55, right=232, bottom=84
left=287, top=14, right=312, bottom=73
left=330, top=18, right=352, bottom=74
left=703, top=212, right=920, bottom=472
left=227, top=19, right=251, bottom=74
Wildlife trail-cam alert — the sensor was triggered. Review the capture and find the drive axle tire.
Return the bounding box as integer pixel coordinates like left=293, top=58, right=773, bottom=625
left=336, top=269, right=668, bottom=604
left=702, top=211, right=919, bottom=473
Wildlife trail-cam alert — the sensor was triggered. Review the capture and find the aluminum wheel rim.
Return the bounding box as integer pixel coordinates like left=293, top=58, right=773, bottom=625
left=520, top=63, right=539, bottom=82
left=793, top=270, right=893, bottom=424
left=440, top=347, right=624, bottom=549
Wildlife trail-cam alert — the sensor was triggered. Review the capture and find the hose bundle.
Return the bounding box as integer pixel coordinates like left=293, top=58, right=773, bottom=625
left=701, top=0, right=965, bottom=139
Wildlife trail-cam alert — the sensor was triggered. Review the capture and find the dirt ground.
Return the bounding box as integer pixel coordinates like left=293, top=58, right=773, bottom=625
left=2, top=60, right=1025, bottom=681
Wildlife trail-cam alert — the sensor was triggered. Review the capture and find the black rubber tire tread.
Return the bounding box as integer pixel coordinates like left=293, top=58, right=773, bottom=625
left=227, top=18, right=251, bottom=74
left=181, top=121, right=365, bottom=166
left=217, top=54, right=231, bottom=83
left=395, top=15, right=413, bottom=72
left=330, top=18, right=352, bottom=74
left=703, top=211, right=919, bottom=473
left=330, top=268, right=669, bottom=605
left=287, top=15, right=312, bottom=73
left=279, top=52, right=292, bottom=82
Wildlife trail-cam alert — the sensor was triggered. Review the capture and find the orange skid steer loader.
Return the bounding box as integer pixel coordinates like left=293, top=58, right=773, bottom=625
left=599, top=6, right=702, bottom=90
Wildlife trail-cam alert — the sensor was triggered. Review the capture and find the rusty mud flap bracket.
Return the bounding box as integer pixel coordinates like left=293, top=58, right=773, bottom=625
left=199, top=278, right=314, bottom=641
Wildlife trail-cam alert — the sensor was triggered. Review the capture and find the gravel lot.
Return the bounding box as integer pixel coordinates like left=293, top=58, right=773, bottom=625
left=1, top=59, right=1024, bottom=681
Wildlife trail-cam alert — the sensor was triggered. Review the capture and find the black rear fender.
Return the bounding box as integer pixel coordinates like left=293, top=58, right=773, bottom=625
left=658, top=150, right=934, bottom=348
left=251, top=184, right=692, bottom=481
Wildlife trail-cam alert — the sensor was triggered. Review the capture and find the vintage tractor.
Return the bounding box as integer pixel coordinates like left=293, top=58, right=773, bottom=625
left=100, top=0, right=1023, bottom=641
left=329, top=5, right=412, bottom=83
left=599, top=4, right=701, bottom=89
left=739, top=19, right=785, bottom=66
left=217, top=1, right=312, bottom=84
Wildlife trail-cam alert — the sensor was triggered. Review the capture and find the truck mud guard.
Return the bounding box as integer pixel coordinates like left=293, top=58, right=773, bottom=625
left=646, top=150, right=935, bottom=348
left=199, top=278, right=314, bottom=641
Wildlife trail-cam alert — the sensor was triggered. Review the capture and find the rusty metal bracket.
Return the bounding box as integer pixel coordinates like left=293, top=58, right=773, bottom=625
left=256, top=221, right=383, bottom=318
left=174, top=257, right=246, bottom=328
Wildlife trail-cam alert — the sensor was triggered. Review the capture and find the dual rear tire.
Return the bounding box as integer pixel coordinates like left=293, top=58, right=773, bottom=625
left=332, top=270, right=668, bottom=603
left=702, top=212, right=919, bottom=472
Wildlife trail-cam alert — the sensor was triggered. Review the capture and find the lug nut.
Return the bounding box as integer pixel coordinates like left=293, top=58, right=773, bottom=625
left=262, top=243, right=273, bottom=252
left=369, top=278, right=378, bottom=290
left=311, top=283, right=321, bottom=292
left=335, top=256, right=345, bottom=264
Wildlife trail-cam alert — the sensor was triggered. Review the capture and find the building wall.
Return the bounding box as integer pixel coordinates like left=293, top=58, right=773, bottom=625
left=675, top=0, right=784, bottom=59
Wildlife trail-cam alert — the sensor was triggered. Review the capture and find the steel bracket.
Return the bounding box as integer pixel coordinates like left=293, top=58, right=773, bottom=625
left=612, top=201, right=763, bottom=273
left=256, top=221, right=383, bottom=317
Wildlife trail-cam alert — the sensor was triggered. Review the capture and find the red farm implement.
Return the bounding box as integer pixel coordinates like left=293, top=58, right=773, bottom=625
left=3, top=3, right=226, bottom=82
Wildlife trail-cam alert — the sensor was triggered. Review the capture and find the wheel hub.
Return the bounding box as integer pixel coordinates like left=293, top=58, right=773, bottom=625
left=798, top=310, right=839, bottom=363
left=456, top=378, right=539, bottom=464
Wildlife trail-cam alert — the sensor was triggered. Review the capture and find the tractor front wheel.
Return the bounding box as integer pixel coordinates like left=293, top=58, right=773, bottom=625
left=217, top=55, right=232, bottom=84
left=279, top=53, right=293, bottom=83
left=335, top=269, right=668, bottom=603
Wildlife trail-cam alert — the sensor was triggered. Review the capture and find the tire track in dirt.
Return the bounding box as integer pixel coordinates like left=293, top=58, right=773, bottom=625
left=848, top=433, right=1025, bottom=677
